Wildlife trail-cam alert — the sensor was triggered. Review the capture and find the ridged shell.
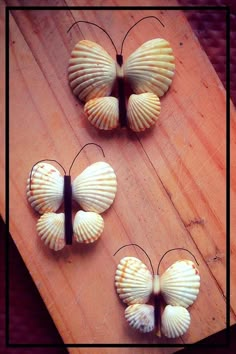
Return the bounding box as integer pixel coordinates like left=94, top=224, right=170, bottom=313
left=84, top=96, right=119, bottom=130
left=73, top=210, right=104, bottom=243
left=26, top=163, right=63, bottom=214
left=125, top=304, right=155, bottom=333
left=36, top=213, right=65, bottom=251
left=68, top=40, right=116, bottom=102
left=115, top=257, right=153, bottom=305
left=160, top=260, right=200, bottom=308
left=127, top=92, right=161, bottom=132
left=124, top=38, right=175, bottom=97
left=161, top=305, right=191, bottom=338
left=72, top=161, right=117, bottom=213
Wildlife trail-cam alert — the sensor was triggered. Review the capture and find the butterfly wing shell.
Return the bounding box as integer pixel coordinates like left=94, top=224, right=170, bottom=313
left=124, top=38, right=175, bottom=97
left=125, top=304, right=155, bottom=333
left=161, top=305, right=191, bottom=338
left=73, top=210, right=104, bottom=243
left=160, top=260, right=200, bottom=308
left=115, top=257, right=153, bottom=305
left=36, top=213, right=65, bottom=251
left=27, top=163, right=64, bottom=214
left=68, top=40, right=116, bottom=102
left=84, top=96, right=119, bottom=130
left=72, top=161, right=117, bottom=213
left=127, top=92, right=161, bottom=132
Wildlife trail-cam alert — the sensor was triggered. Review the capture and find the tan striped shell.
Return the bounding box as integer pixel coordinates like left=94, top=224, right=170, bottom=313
left=125, top=304, right=155, bottom=333
left=36, top=213, right=65, bottom=251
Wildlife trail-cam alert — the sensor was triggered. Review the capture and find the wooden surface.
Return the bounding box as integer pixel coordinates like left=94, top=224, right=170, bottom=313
left=1, top=0, right=236, bottom=352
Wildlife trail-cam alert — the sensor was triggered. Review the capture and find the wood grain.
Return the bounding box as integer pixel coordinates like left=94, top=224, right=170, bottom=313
left=1, top=0, right=236, bottom=352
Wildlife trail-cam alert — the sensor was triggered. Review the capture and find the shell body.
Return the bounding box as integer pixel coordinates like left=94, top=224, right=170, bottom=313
left=68, top=40, right=116, bottom=102
left=36, top=212, right=65, bottom=251
left=73, top=210, right=104, bottom=243
left=72, top=161, right=117, bottom=214
left=127, top=92, right=161, bottom=132
left=125, top=304, right=155, bottom=333
left=161, top=305, right=191, bottom=338
left=124, top=38, right=175, bottom=97
left=84, top=96, right=119, bottom=130
left=115, top=257, right=153, bottom=305
left=27, top=163, right=63, bottom=214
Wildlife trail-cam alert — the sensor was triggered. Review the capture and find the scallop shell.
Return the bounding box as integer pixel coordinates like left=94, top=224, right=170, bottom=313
left=36, top=213, right=65, bottom=251
left=160, top=260, right=200, bottom=308
left=26, top=163, right=64, bottom=214
left=72, top=161, right=117, bottom=214
left=73, top=210, right=104, bottom=243
left=84, top=96, right=119, bottom=130
left=124, top=38, right=175, bottom=97
left=68, top=40, right=116, bottom=102
left=127, top=92, right=161, bottom=132
left=125, top=304, right=155, bottom=333
left=161, top=305, right=191, bottom=338
left=115, top=257, right=153, bottom=305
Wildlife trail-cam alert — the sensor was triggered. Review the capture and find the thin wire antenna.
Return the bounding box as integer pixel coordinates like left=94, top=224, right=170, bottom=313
left=68, top=143, right=105, bottom=175
left=120, top=16, right=165, bottom=54
left=29, top=159, right=66, bottom=191
left=113, top=243, right=155, bottom=276
left=157, top=247, right=199, bottom=274
left=67, top=20, right=118, bottom=54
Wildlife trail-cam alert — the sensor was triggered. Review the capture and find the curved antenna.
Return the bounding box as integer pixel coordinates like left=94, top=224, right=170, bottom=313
left=157, top=248, right=199, bottom=274
left=29, top=159, right=66, bottom=191
left=68, top=143, right=105, bottom=175
left=113, top=243, right=154, bottom=276
left=67, top=20, right=118, bottom=54
left=120, top=16, right=165, bottom=54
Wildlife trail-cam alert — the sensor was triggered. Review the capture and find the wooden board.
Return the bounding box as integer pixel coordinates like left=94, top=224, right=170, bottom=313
left=1, top=0, right=236, bottom=352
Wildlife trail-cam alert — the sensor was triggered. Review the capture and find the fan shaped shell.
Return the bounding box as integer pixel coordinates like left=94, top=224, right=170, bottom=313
left=73, top=210, right=104, bottom=243
left=84, top=96, right=119, bottom=130
left=36, top=213, right=65, bottom=251
left=72, top=161, right=117, bottom=213
left=68, top=40, right=116, bottom=102
left=125, top=304, right=155, bottom=333
left=127, top=92, right=161, bottom=132
left=161, top=305, right=191, bottom=338
left=160, top=260, right=200, bottom=308
left=27, top=163, right=64, bottom=214
left=124, top=38, right=175, bottom=97
left=115, top=257, right=153, bottom=305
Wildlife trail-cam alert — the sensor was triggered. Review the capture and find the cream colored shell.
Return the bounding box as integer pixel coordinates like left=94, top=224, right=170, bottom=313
left=115, top=257, right=153, bottom=305
left=68, top=40, right=116, bottom=102
left=72, top=161, right=117, bottom=214
left=26, top=163, right=63, bottom=214
left=73, top=210, right=104, bottom=243
left=36, top=212, right=65, bottom=251
left=124, top=38, right=175, bottom=97
left=161, top=305, right=191, bottom=338
left=127, top=92, right=161, bottom=132
left=125, top=304, right=155, bottom=333
left=84, top=96, right=119, bottom=130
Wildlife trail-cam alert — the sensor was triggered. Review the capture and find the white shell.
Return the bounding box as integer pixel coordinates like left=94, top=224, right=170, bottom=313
left=68, top=40, right=116, bottom=102
left=124, top=38, right=175, bottom=97
left=125, top=304, right=155, bottom=333
left=84, top=96, right=119, bottom=130
left=26, top=163, right=63, bottom=214
left=161, top=305, right=191, bottom=338
left=72, top=161, right=117, bottom=213
left=115, top=257, right=153, bottom=305
left=73, top=210, right=104, bottom=243
left=160, top=260, right=200, bottom=308
left=127, top=92, right=161, bottom=132
left=36, top=213, right=65, bottom=251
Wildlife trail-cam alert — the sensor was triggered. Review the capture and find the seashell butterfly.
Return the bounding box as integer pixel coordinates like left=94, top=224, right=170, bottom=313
left=26, top=143, right=117, bottom=251
left=67, top=16, right=175, bottom=132
left=114, top=244, right=200, bottom=338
